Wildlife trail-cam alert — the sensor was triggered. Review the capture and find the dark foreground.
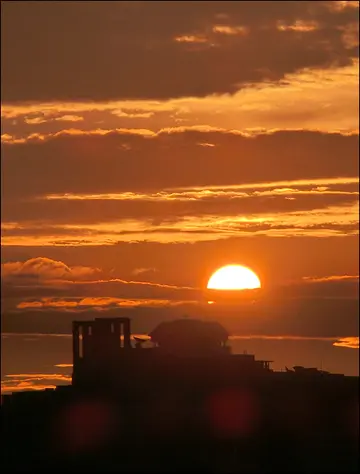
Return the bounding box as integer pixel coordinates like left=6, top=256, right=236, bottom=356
left=2, top=372, right=359, bottom=473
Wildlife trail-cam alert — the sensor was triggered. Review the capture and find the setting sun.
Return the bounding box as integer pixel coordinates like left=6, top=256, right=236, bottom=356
left=207, top=265, right=261, bottom=290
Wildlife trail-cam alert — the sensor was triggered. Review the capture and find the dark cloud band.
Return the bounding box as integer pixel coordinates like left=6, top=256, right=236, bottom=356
left=2, top=1, right=358, bottom=102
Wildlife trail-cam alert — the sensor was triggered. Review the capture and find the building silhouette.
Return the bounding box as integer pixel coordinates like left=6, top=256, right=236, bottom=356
left=71, top=317, right=275, bottom=391
left=2, top=316, right=359, bottom=473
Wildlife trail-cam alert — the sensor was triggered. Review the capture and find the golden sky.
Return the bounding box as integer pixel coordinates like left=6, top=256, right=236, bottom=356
left=1, top=1, right=359, bottom=387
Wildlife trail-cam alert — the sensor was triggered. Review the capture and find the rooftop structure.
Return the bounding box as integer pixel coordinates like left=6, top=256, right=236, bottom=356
left=73, top=317, right=131, bottom=365
left=71, top=317, right=273, bottom=388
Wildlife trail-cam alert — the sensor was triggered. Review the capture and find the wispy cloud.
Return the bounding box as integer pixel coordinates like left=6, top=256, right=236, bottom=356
left=54, top=115, right=84, bottom=122
left=16, top=297, right=198, bottom=310
left=230, top=334, right=359, bottom=349
left=1, top=257, right=100, bottom=281
left=333, top=337, right=359, bottom=349
left=132, top=267, right=157, bottom=276
left=302, top=275, right=359, bottom=282
left=1, top=373, right=71, bottom=394
left=276, top=20, right=319, bottom=32
left=42, top=177, right=359, bottom=202
left=2, top=333, right=72, bottom=339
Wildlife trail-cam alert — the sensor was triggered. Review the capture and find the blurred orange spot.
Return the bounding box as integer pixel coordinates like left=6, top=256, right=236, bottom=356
left=56, top=398, right=116, bottom=452
left=206, top=388, right=258, bottom=438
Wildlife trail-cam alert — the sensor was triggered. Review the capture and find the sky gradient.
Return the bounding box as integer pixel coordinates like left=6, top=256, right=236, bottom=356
left=1, top=1, right=359, bottom=392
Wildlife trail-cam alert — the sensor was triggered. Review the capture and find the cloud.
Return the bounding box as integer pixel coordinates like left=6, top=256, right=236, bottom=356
left=2, top=129, right=358, bottom=205
left=229, top=334, right=359, bottom=349
left=2, top=231, right=358, bottom=283
left=302, top=274, right=359, bottom=282
left=3, top=178, right=359, bottom=224
left=2, top=1, right=358, bottom=102
left=1, top=199, right=358, bottom=246
left=5, top=332, right=355, bottom=349
left=273, top=275, right=359, bottom=299
left=1, top=257, right=201, bottom=305
left=1, top=255, right=357, bottom=342
left=7, top=128, right=360, bottom=244
left=1, top=333, right=72, bottom=339
left=2, top=60, right=358, bottom=140
left=2, top=294, right=358, bottom=341
left=2, top=256, right=358, bottom=303
left=1, top=252, right=357, bottom=346
left=1, top=257, right=100, bottom=282
left=24, top=116, right=48, bottom=125
left=23, top=114, right=84, bottom=126
left=132, top=268, right=157, bottom=276
left=54, top=115, right=84, bottom=122
left=5, top=373, right=71, bottom=380
left=16, top=297, right=197, bottom=310
left=333, top=336, right=359, bottom=349
left=1, top=373, right=71, bottom=394
left=229, top=334, right=335, bottom=342
left=1, top=233, right=358, bottom=297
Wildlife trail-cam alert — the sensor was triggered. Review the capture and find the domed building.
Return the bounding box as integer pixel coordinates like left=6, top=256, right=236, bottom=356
left=149, top=319, right=230, bottom=357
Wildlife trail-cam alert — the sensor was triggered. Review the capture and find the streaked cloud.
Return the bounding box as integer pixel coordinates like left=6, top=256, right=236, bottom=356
left=1, top=373, right=71, bottom=394
left=333, top=337, right=359, bottom=349
left=2, top=333, right=72, bottom=339
left=302, top=275, right=359, bottom=282
left=2, top=129, right=358, bottom=245
left=132, top=267, right=157, bottom=276
left=2, top=200, right=358, bottom=246
left=54, top=115, right=84, bottom=122
left=276, top=20, right=319, bottom=32
left=2, top=61, right=359, bottom=138
left=16, top=297, right=197, bottom=310
left=1, top=257, right=201, bottom=303
left=3, top=130, right=357, bottom=200
left=42, top=177, right=359, bottom=202
left=174, top=34, right=209, bottom=44
left=2, top=332, right=355, bottom=348
left=212, top=25, right=249, bottom=36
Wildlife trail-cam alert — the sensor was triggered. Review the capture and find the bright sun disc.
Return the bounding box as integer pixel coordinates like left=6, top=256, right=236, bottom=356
left=207, top=265, right=261, bottom=290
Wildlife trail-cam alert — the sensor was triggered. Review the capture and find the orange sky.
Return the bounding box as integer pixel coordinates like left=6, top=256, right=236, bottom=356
left=1, top=1, right=359, bottom=390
